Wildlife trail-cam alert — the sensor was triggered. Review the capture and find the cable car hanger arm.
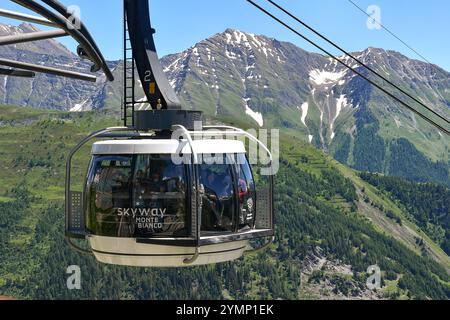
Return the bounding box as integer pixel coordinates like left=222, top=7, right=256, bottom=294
left=124, top=0, right=181, bottom=110
left=40, top=0, right=113, bottom=80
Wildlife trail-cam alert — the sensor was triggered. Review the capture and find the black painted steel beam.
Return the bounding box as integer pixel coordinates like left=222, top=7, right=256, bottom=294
left=9, top=0, right=114, bottom=81
left=40, top=0, right=113, bottom=81
left=0, top=29, right=67, bottom=45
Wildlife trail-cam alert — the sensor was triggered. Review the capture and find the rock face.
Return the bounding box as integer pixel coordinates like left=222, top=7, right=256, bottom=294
left=1, top=24, right=449, bottom=183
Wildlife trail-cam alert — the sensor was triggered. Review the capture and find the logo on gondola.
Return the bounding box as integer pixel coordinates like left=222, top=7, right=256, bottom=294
left=116, top=207, right=167, bottom=230
left=116, top=207, right=166, bottom=218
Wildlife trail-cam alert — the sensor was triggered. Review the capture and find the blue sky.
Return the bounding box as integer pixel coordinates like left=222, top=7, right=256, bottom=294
left=1, top=0, right=450, bottom=71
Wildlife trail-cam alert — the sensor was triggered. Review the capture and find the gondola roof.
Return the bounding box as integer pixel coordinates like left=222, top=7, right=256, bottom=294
left=92, top=139, right=247, bottom=155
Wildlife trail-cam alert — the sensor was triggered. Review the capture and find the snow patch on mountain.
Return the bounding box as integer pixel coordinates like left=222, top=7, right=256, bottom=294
left=233, top=30, right=248, bottom=45
left=163, top=56, right=183, bottom=73
left=300, top=102, right=309, bottom=127
left=244, top=98, right=263, bottom=127
left=336, top=95, right=349, bottom=116
left=225, top=50, right=237, bottom=60
left=309, top=69, right=347, bottom=86
left=330, top=95, right=350, bottom=140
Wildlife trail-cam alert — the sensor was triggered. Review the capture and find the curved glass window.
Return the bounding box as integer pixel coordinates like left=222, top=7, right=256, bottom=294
left=199, top=156, right=236, bottom=234
left=86, top=155, right=188, bottom=238
left=236, top=154, right=256, bottom=230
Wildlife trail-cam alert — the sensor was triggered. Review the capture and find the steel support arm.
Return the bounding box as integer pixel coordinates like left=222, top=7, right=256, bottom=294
left=0, top=8, right=56, bottom=27
left=0, top=29, right=67, bottom=46
left=40, top=0, right=113, bottom=81
left=10, top=0, right=114, bottom=81
left=125, top=0, right=182, bottom=110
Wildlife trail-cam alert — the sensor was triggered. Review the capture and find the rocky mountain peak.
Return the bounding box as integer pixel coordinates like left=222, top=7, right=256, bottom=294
left=0, top=22, right=45, bottom=36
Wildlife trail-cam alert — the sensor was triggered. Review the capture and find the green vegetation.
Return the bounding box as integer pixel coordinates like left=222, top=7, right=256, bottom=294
left=360, top=172, right=450, bottom=255
left=388, top=138, right=450, bottom=186
left=332, top=132, right=352, bottom=164
left=352, top=105, right=385, bottom=173
left=0, top=105, right=449, bottom=300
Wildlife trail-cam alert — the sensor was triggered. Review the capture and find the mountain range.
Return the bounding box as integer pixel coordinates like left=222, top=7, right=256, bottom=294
left=0, top=23, right=449, bottom=186
left=0, top=23, right=449, bottom=300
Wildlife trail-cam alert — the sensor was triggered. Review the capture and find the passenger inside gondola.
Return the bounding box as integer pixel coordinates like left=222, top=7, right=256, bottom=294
left=200, top=162, right=235, bottom=233
left=147, top=170, right=166, bottom=193
left=133, top=157, right=187, bottom=236
left=236, top=154, right=256, bottom=230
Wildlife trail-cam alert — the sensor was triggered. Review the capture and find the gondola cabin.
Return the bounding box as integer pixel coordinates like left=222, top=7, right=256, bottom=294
left=66, top=126, right=274, bottom=267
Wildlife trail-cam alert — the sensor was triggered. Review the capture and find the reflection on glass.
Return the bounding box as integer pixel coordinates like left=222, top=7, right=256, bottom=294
left=236, top=154, right=256, bottom=230
left=199, top=155, right=236, bottom=234
left=86, top=153, right=258, bottom=239
left=86, top=155, right=188, bottom=238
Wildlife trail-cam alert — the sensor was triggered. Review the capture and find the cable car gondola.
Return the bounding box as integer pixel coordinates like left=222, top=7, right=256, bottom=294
left=66, top=125, right=274, bottom=267
left=0, top=0, right=275, bottom=267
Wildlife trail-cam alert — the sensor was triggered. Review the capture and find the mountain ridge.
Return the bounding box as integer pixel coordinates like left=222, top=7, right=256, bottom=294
left=0, top=23, right=449, bottom=186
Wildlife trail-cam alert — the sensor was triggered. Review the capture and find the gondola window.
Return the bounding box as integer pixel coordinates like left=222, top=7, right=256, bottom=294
left=86, top=155, right=188, bottom=238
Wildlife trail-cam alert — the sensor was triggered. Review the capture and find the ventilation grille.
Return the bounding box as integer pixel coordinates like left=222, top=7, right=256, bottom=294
left=256, top=188, right=273, bottom=229
left=67, top=191, right=85, bottom=237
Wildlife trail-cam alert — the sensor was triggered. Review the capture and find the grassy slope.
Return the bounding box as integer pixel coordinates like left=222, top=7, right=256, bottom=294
left=334, top=160, right=449, bottom=268
left=280, top=136, right=449, bottom=269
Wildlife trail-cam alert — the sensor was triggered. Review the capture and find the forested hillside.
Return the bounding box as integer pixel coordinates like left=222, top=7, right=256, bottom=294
left=360, top=173, right=450, bottom=256
left=0, top=105, right=448, bottom=300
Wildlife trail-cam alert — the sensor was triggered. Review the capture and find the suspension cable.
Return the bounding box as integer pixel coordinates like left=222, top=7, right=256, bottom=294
left=246, top=0, right=450, bottom=136
left=346, top=0, right=432, bottom=65
left=265, top=0, right=450, bottom=129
